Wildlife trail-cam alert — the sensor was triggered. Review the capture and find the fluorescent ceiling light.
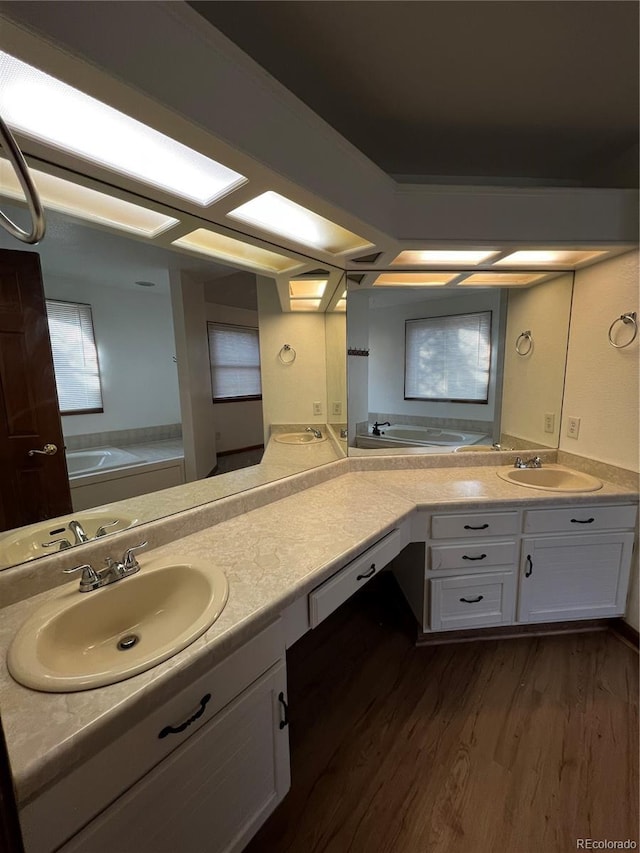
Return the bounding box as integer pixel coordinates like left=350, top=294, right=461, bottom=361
left=0, top=51, right=246, bottom=206
left=172, top=229, right=298, bottom=272
left=289, top=279, right=327, bottom=298
left=391, top=249, right=499, bottom=265
left=227, top=191, right=373, bottom=254
left=373, top=272, right=457, bottom=287
left=334, top=299, right=346, bottom=312
left=495, top=250, right=607, bottom=267
left=0, top=159, right=178, bottom=237
left=459, top=272, right=547, bottom=286
left=290, top=299, right=322, bottom=311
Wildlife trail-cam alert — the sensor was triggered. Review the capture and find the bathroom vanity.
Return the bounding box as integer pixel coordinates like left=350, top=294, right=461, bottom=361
left=0, top=459, right=637, bottom=853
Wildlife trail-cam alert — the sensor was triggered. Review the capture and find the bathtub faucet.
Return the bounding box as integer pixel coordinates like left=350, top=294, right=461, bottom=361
left=68, top=519, right=89, bottom=544
left=372, top=421, right=391, bottom=436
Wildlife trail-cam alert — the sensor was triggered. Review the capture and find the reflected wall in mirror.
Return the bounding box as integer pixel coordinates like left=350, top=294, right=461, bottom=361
left=0, top=203, right=344, bottom=572
left=346, top=272, right=574, bottom=455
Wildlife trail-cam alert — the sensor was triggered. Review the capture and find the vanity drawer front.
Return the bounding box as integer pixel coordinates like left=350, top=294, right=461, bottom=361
left=523, top=504, right=637, bottom=534
left=431, top=512, right=519, bottom=539
left=309, top=527, right=405, bottom=628
left=20, top=619, right=285, bottom=853
left=429, top=540, right=517, bottom=572
left=429, top=571, right=516, bottom=631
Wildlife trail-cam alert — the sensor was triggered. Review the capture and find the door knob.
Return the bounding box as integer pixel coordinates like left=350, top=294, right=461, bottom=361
left=27, top=443, right=58, bottom=457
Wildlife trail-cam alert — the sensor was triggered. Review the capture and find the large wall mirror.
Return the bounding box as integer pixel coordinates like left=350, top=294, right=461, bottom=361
left=0, top=194, right=347, bottom=573
left=346, top=272, right=574, bottom=455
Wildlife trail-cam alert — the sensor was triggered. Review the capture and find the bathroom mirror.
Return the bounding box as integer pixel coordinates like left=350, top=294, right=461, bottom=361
left=346, top=272, right=574, bottom=455
left=0, top=201, right=346, bottom=572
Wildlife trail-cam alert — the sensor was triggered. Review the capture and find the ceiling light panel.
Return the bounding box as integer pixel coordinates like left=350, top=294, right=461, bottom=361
left=0, top=51, right=246, bottom=206
left=290, top=299, right=322, bottom=311
left=289, top=279, right=327, bottom=298
left=373, top=272, right=458, bottom=287
left=495, top=250, right=608, bottom=267
left=391, top=249, right=499, bottom=265
left=172, top=229, right=299, bottom=272
left=0, top=159, right=179, bottom=237
left=459, top=272, right=547, bottom=286
left=227, top=191, right=373, bottom=254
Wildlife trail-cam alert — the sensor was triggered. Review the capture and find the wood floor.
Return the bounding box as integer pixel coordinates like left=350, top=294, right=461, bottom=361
left=246, top=573, right=639, bottom=853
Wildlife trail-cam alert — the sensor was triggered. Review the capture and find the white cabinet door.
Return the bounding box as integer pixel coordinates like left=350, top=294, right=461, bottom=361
left=60, top=662, right=290, bottom=853
left=518, top=532, right=635, bottom=622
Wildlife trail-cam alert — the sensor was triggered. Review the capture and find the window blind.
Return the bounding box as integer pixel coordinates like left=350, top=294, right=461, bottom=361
left=405, top=311, right=492, bottom=403
left=207, top=322, right=262, bottom=402
left=45, top=299, right=103, bottom=414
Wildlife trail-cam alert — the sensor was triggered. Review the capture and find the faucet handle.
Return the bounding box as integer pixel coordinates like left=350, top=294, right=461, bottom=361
left=42, top=538, right=72, bottom=551
left=122, top=541, right=148, bottom=571
left=63, top=563, right=100, bottom=589
left=95, top=520, right=119, bottom=537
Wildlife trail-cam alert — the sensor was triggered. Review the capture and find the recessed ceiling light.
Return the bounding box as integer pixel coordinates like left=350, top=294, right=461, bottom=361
left=372, top=272, right=458, bottom=287
left=459, top=272, right=547, bottom=286
left=0, top=51, right=247, bottom=206
left=172, top=228, right=299, bottom=272
left=289, top=279, right=327, bottom=298
left=227, top=191, right=373, bottom=254
left=495, top=250, right=608, bottom=267
left=0, top=159, right=179, bottom=237
left=334, top=299, right=346, bottom=312
left=290, top=299, right=322, bottom=311
left=391, top=249, right=499, bottom=265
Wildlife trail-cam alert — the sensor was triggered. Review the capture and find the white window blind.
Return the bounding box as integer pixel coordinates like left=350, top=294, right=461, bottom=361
left=405, top=311, right=492, bottom=403
left=207, top=322, right=262, bottom=402
left=45, top=299, right=103, bottom=414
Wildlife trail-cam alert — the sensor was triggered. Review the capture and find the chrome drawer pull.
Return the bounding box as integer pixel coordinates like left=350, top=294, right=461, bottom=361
left=463, top=523, right=489, bottom=530
left=460, top=595, right=484, bottom=604
left=158, top=693, right=211, bottom=738
left=357, top=563, right=376, bottom=581
left=570, top=517, right=595, bottom=524
left=462, top=554, right=487, bottom=561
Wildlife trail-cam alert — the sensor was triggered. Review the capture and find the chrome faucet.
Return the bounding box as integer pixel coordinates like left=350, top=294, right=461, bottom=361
left=64, top=542, right=148, bottom=592
left=68, top=519, right=89, bottom=544
left=372, top=421, right=390, bottom=436
left=305, top=426, right=323, bottom=439
left=514, top=456, right=542, bottom=469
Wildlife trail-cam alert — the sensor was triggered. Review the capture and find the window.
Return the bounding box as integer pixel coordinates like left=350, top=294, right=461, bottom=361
left=405, top=311, right=492, bottom=403
left=207, top=322, right=262, bottom=403
left=45, top=299, right=103, bottom=415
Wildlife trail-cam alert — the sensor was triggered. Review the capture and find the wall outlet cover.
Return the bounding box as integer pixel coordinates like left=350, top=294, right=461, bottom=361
left=332, top=401, right=342, bottom=416
left=544, top=413, right=555, bottom=434
left=313, top=401, right=323, bottom=415
left=567, top=416, right=581, bottom=439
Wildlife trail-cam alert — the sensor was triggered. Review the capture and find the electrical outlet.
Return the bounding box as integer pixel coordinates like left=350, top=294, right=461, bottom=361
left=313, top=401, right=323, bottom=416
left=332, top=401, right=342, bottom=416
left=566, top=416, right=581, bottom=439
left=544, top=412, right=555, bottom=434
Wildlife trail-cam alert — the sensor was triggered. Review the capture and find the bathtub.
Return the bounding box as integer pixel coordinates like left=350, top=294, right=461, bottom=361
left=66, top=447, right=144, bottom=478
left=355, top=424, right=490, bottom=450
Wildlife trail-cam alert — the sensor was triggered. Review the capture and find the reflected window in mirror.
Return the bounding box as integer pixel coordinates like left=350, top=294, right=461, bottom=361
left=207, top=322, right=262, bottom=403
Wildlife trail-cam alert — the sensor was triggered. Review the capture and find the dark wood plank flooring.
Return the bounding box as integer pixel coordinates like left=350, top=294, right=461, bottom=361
left=247, top=573, right=639, bottom=853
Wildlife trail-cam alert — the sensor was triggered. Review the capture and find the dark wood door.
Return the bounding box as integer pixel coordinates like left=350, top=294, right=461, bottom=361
left=0, top=248, right=72, bottom=532
left=0, top=715, right=24, bottom=853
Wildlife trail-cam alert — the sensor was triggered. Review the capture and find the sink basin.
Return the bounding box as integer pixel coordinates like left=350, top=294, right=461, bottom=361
left=274, top=432, right=327, bottom=445
left=497, top=465, right=603, bottom=493
left=7, top=560, right=229, bottom=692
left=0, top=510, right=139, bottom=568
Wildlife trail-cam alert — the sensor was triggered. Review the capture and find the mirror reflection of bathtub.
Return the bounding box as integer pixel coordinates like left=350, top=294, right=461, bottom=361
left=66, top=443, right=185, bottom=511
left=355, top=424, right=490, bottom=451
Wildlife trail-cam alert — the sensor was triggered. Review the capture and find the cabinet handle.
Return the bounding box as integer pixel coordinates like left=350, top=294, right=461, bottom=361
left=462, top=553, right=487, bottom=561
left=570, top=517, right=595, bottom=524
left=158, top=693, right=211, bottom=739
left=460, top=595, right=484, bottom=604
left=357, top=563, right=376, bottom=581
left=463, top=523, right=489, bottom=530
left=525, top=555, right=533, bottom=577
left=278, top=692, right=289, bottom=730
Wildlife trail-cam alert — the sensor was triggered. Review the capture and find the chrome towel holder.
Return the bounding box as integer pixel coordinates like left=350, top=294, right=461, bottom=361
left=515, top=330, right=533, bottom=356
left=608, top=312, right=637, bottom=349
left=0, top=112, right=46, bottom=244
left=278, top=344, right=296, bottom=364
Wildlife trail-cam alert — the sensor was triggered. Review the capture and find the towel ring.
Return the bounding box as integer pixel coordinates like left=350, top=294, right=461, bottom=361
left=278, top=344, right=296, bottom=364
left=0, top=113, right=46, bottom=244
left=515, top=330, right=533, bottom=356
left=608, top=312, right=637, bottom=349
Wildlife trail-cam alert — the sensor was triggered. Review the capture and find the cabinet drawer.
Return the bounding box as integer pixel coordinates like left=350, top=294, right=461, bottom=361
left=429, top=572, right=516, bottom=631
left=431, top=511, right=519, bottom=539
left=429, top=540, right=517, bottom=572
left=309, top=527, right=405, bottom=628
left=20, top=619, right=285, bottom=853
left=523, top=504, right=637, bottom=534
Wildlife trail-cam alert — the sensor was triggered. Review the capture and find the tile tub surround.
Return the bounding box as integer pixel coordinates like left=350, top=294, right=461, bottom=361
left=0, top=462, right=637, bottom=810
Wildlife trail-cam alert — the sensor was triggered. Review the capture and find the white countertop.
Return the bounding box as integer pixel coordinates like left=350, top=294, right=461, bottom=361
left=0, top=463, right=637, bottom=806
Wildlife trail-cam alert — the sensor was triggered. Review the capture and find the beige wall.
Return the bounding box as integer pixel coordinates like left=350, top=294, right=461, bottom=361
left=501, top=273, right=573, bottom=446
left=257, top=277, right=327, bottom=444
left=325, top=313, right=346, bottom=424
